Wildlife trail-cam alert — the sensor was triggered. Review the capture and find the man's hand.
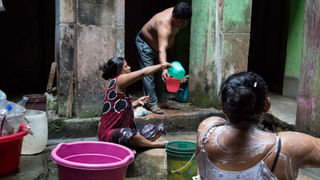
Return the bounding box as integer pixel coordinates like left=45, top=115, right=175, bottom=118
left=161, top=62, right=171, bottom=81
left=162, top=69, right=169, bottom=81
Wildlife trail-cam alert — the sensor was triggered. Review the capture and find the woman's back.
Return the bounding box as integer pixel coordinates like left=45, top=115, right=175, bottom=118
left=197, top=117, right=303, bottom=180
left=196, top=72, right=320, bottom=180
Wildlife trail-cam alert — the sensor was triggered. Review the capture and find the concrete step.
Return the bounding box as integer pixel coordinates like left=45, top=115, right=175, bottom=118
left=47, top=101, right=221, bottom=139
left=47, top=100, right=296, bottom=140
left=47, top=112, right=296, bottom=140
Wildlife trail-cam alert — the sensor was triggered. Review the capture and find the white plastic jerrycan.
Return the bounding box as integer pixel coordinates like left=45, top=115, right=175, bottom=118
left=22, top=110, right=48, bottom=155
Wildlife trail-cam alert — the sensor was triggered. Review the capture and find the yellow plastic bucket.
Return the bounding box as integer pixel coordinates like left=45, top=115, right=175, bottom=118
left=166, top=141, right=197, bottom=180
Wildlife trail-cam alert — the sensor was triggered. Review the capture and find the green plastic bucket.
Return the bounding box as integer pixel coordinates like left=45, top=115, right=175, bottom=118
left=168, top=61, right=185, bottom=79
left=166, top=141, right=197, bottom=180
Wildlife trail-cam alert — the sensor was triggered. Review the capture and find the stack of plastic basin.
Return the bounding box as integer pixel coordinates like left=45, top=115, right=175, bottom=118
left=51, top=141, right=134, bottom=180
left=0, top=124, right=28, bottom=176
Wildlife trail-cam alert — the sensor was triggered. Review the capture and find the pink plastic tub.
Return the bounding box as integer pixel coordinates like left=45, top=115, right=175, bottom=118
left=51, top=141, right=134, bottom=180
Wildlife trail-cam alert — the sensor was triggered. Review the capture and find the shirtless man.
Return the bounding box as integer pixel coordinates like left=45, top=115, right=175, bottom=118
left=135, top=2, right=192, bottom=114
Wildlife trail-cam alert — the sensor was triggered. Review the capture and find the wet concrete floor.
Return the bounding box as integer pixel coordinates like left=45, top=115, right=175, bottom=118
left=2, top=134, right=319, bottom=180
left=1, top=94, right=320, bottom=179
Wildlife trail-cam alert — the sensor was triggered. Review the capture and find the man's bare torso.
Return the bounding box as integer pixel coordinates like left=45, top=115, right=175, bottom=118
left=141, top=8, right=180, bottom=51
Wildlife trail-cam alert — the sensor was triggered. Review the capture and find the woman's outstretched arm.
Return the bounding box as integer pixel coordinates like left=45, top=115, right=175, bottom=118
left=117, top=63, right=170, bottom=91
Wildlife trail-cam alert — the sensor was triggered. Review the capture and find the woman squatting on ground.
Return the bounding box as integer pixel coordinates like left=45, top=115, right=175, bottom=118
left=98, top=57, right=170, bottom=152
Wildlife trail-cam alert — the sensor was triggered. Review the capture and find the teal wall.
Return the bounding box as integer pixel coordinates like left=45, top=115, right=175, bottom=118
left=223, top=0, right=252, bottom=32
left=284, top=0, right=305, bottom=78
left=189, top=0, right=252, bottom=107
left=189, top=0, right=217, bottom=107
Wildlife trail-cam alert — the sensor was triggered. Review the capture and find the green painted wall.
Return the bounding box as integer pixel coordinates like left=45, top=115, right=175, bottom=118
left=189, top=0, right=252, bottom=107
left=284, top=0, right=305, bottom=78
left=189, top=0, right=217, bottom=107
left=223, top=0, right=252, bottom=32
left=296, top=0, right=320, bottom=136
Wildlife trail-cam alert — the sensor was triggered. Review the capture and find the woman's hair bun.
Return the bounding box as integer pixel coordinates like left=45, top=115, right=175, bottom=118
left=220, top=72, right=268, bottom=124
left=100, top=57, right=124, bottom=80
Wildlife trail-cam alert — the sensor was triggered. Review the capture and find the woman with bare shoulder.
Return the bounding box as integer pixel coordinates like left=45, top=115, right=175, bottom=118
left=196, top=72, right=320, bottom=180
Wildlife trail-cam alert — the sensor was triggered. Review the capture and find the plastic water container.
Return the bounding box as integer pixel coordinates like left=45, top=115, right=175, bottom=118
left=0, top=124, right=28, bottom=176
left=176, top=75, right=189, bottom=102
left=166, top=77, right=181, bottom=93
left=51, top=141, right=134, bottom=180
left=168, top=61, right=185, bottom=79
left=166, top=141, right=198, bottom=180
left=0, top=90, right=6, bottom=108
left=176, top=84, right=188, bottom=103
left=0, top=112, right=25, bottom=136
left=23, top=94, right=46, bottom=111
left=22, top=110, right=48, bottom=155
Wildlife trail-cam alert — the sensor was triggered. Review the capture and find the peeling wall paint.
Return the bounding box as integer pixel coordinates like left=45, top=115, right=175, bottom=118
left=214, top=0, right=224, bottom=94
left=56, top=22, right=76, bottom=115
left=75, top=0, right=124, bottom=117
left=296, top=0, right=320, bottom=136
left=189, top=0, right=252, bottom=108
left=78, top=0, right=115, bottom=26
left=56, top=0, right=124, bottom=117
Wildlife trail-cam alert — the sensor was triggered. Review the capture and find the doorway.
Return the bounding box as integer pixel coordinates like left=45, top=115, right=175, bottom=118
left=0, top=0, right=55, bottom=99
left=248, top=0, right=289, bottom=94
left=125, top=0, right=193, bottom=93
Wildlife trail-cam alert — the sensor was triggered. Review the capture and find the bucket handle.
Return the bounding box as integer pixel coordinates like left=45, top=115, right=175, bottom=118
left=23, top=117, right=34, bottom=136
left=0, top=114, right=7, bottom=136
left=165, top=152, right=196, bottom=173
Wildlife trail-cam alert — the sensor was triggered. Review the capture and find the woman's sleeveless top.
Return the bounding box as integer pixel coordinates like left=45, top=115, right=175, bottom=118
left=98, top=77, right=135, bottom=141
left=197, top=124, right=280, bottom=180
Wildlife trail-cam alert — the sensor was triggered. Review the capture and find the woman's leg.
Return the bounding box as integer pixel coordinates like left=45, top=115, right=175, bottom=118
left=108, top=127, right=166, bottom=149
left=129, top=133, right=166, bottom=148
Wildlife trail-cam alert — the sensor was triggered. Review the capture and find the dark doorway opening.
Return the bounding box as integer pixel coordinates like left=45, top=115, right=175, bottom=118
left=125, top=0, right=191, bottom=94
left=0, top=0, right=55, bottom=99
left=248, top=0, right=289, bottom=94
